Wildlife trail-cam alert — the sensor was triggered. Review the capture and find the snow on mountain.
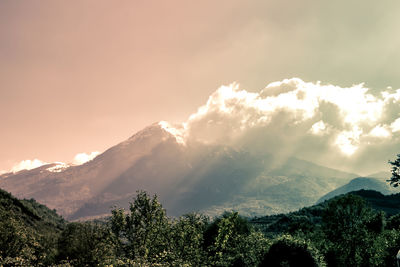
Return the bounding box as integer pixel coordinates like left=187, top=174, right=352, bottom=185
left=46, top=162, right=71, bottom=173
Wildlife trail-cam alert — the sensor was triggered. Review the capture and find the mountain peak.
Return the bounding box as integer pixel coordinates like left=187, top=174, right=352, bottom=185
left=126, top=121, right=186, bottom=146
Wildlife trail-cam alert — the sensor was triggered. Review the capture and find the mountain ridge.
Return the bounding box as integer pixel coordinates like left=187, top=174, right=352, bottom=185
left=317, top=177, right=395, bottom=203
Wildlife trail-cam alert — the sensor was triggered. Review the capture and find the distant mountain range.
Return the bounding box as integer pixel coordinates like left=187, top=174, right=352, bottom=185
left=0, top=122, right=391, bottom=220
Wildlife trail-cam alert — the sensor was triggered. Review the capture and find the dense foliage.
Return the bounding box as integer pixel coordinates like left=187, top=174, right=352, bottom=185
left=3, top=187, right=400, bottom=266
left=0, top=188, right=66, bottom=266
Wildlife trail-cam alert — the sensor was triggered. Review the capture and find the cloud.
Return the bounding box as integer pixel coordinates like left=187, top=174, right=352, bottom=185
left=72, top=152, right=100, bottom=165
left=171, top=78, right=400, bottom=174
left=309, top=120, right=328, bottom=136
left=390, top=118, right=400, bottom=132
left=159, top=121, right=186, bottom=145
left=10, top=159, right=48, bottom=173
left=3, top=151, right=101, bottom=174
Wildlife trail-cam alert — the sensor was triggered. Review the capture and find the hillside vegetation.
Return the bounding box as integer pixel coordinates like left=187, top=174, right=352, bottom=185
left=2, top=188, right=400, bottom=266
left=0, top=188, right=66, bottom=265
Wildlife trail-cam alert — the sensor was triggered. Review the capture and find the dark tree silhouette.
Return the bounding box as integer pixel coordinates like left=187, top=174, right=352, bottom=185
left=259, top=235, right=324, bottom=267
left=388, top=154, right=400, bottom=187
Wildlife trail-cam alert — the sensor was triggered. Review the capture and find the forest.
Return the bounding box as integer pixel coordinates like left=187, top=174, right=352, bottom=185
left=3, top=186, right=400, bottom=267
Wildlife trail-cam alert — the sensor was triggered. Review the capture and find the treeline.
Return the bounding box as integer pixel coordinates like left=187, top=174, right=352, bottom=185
left=2, top=189, right=400, bottom=266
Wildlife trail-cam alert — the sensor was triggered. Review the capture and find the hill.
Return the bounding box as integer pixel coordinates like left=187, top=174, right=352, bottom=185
left=317, top=177, right=396, bottom=203
left=0, top=188, right=66, bottom=265
left=251, top=189, right=400, bottom=236
left=0, top=188, right=65, bottom=234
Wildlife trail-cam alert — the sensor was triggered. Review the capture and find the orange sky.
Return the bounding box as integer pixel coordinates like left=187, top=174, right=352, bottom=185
left=2, top=0, right=400, bottom=171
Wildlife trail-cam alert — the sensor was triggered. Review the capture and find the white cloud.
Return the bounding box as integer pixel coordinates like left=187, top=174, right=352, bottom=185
left=368, top=125, right=391, bottom=138
left=10, top=159, right=48, bottom=173
left=390, top=118, right=400, bottom=132
left=335, top=127, right=362, bottom=156
left=185, top=78, right=391, bottom=150
left=165, top=78, right=400, bottom=174
left=3, top=151, right=101, bottom=174
left=72, top=152, right=100, bottom=165
left=310, top=120, right=328, bottom=135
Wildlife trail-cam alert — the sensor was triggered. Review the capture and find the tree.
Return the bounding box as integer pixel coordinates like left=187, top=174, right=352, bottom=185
left=386, top=214, right=400, bottom=230
left=0, top=210, right=36, bottom=265
left=204, top=211, right=269, bottom=266
left=259, top=235, right=326, bottom=267
left=110, top=190, right=171, bottom=263
left=170, top=213, right=209, bottom=265
left=57, top=222, right=115, bottom=266
left=388, top=154, right=400, bottom=187
left=321, top=194, right=384, bottom=266
left=373, top=229, right=400, bottom=267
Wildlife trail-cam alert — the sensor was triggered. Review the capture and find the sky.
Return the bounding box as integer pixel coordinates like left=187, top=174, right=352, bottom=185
left=1, top=0, right=400, bottom=173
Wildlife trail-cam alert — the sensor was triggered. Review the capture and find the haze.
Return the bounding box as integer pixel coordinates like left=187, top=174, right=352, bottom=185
left=2, top=0, right=400, bottom=173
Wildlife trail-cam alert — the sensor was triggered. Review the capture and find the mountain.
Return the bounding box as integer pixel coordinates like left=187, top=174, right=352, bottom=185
left=0, top=123, right=359, bottom=220
left=174, top=156, right=358, bottom=218
left=0, top=123, right=176, bottom=218
left=317, top=177, right=396, bottom=203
